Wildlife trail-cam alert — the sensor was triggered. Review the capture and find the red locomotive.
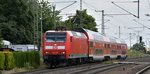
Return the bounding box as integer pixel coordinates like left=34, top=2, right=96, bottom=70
left=42, top=28, right=127, bottom=67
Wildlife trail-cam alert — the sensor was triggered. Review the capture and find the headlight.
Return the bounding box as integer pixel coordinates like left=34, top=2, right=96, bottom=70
left=46, top=52, right=49, bottom=54
left=61, top=52, right=65, bottom=54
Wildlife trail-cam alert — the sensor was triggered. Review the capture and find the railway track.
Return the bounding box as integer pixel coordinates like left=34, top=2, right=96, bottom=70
left=14, top=62, right=102, bottom=74
left=14, top=57, right=150, bottom=74
left=67, top=64, right=123, bottom=74
left=14, top=62, right=131, bottom=74
left=136, top=65, right=150, bottom=74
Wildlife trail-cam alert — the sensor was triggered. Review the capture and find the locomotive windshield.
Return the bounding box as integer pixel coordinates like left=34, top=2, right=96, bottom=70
left=46, top=32, right=66, bottom=42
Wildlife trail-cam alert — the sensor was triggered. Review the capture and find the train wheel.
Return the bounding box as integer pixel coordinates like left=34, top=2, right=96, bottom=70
left=48, top=63, right=53, bottom=68
left=88, top=57, right=94, bottom=63
left=116, top=56, right=121, bottom=60
left=81, top=58, right=87, bottom=64
left=66, top=59, right=71, bottom=66
left=62, top=60, right=69, bottom=66
left=104, top=56, right=110, bottom=61
left=49, top=61, right=57, bottom=68
left=75, top=58, right=80, bottom=65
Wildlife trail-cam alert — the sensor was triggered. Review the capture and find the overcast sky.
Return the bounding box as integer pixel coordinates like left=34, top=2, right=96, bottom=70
left=45, top=0, right=150, bottom=47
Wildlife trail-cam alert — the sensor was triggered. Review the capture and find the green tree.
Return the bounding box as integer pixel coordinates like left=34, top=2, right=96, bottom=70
left=0, top=28, right=3, bottom=48
left=0, top=0, right=62, bottom=45
left=0, top=36, right=3, bottom=48
left=40, top=1, right=61, bottom=32
left=64, top=9, right=97, bottom=32
left=0, top=0, right=35, bottom=44
left=131, top=42, right=146, bottom=53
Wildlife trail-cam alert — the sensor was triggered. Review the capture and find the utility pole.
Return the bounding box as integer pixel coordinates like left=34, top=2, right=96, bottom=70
left=33, top=0, right=38, bottom=51
left=33, top=0, right=39, bottom=51
left=36, top=0, right=39, bottom=51
left=53, top=5, right=56, bottom=29
left=129, top=33, right=132, bottom=49
left=40, top=0, right=43, bottom=51
left=119, top=26, right=121, bottom=38
left=95, top=10, right=105, bottom=35
left=102, top=10, right=105, bottom=35
left=138, top=0, right=140, bottom=18
left=136, top=31, right=140, bottom=43
left=80, top=0, right=82, bottom=28
left=111, top=0, right=140, bottom=18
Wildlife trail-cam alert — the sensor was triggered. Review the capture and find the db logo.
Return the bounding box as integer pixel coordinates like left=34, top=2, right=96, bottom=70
left=53, top=46, right=58, bottom=49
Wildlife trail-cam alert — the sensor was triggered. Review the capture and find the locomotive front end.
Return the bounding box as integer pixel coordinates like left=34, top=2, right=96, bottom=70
left=42, top=31, right=68, bottom=67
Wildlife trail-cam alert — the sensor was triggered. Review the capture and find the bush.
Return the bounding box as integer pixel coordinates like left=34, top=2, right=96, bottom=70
left=0, top=52, right=5, bottom=70
left=0, top=51, right=40, bottom=70
left=13, top=51, right=40, bottom=68
left=128, top=49, right=148, bottom=58
left=0, top=52, right=15, bottom=70
left=13, top=52, right=27, bottom=68
left=25, top=51, right=40, bottom=68
left=33, top=51, right=40, bottom=68
left=4, top=52, right=15, bottom=70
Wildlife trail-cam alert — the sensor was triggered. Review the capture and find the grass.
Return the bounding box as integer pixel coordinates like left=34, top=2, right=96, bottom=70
left=103, top=60, right=119, bottom=64
left=128, top=49, right=150, bottom=58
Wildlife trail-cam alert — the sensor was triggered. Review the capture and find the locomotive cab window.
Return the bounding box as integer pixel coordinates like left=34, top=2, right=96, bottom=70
left=46, top=32, right=66, bottom=42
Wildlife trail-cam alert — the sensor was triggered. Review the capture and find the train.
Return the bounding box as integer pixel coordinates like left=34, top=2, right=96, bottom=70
left=42, top=28, right=127, bottom=67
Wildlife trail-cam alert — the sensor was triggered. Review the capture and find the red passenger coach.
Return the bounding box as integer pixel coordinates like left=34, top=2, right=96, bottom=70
left=82, top=29, right=127, bottom=61
left=42, top=28, right=128, bottom=67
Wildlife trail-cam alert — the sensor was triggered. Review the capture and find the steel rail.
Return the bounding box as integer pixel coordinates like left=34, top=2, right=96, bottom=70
left=136, top=65, right=150, bottom=74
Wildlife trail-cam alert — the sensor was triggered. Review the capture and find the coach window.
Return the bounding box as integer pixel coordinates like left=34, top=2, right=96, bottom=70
left=117, top=45, right=120, bottom=49
left=114, top=45, right=116, bottom=49
left=94, top=49, right=103, bottom=55
left=115, top=45, right=116, bottom=48
left=111, top=45, right=113, bottom=48
left=122, top=50, right=126, bottom=55
left=121, top=45, right=124, bottom=49
left=108, top=44, right=110, bottom=48
left=104, top=44, right=107, bottom=48
left=90, top=42, right=94, bottom=47
left=112, top=45, right=114, bottom=48
left=117, top=45, right=119, bottom=49
left=111, top=50, right=117, bottom=54
left=119, top=45, right=121, bottom=49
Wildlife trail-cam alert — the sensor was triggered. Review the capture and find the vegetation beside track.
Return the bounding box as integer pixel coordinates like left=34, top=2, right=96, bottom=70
left=0, top=51, right=40, bottom=70
left=103, top=60, right=119, bottom=64
left=128, top=50, right=150, bottom=58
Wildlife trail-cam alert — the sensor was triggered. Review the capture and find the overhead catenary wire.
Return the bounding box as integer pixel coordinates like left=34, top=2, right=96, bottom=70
left=111, top=2, right=138, bottom=18
left=81, top=0, right=141, bottom=43
left=112, top=1, right=138, bottom=3
left=133, top=19, right=150, bottom=30
left=59, top=1, right=77, bottom=11
left=44, top=1, right=77, bottom=29
left=47, top=1, right=77, bottom=12
left=82, top=1, right=99, bottom=11
left=48, top=1, right=77, bottom=4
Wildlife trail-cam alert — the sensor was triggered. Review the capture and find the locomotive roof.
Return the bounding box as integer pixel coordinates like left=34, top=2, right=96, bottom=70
left=83, top=28, right=126, bottom=44
left=46, top=29, right=126, bottom=44
left=46, top=30, right=87, bottom=38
